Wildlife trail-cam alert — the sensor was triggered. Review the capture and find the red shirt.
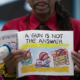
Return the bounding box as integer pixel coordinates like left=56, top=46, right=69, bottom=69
left=1, top=12, right=80, bottom=80
left=0, top=77, right=2, bottom=80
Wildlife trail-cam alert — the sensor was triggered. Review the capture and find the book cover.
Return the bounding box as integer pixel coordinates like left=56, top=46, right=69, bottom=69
left=17, top=30, right=74, bottom=78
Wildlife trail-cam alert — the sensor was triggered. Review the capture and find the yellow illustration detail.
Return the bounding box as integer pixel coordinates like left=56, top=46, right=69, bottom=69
left=21, top=43, right=69, bottom=50
left=21, top=64, right=69, bottom=73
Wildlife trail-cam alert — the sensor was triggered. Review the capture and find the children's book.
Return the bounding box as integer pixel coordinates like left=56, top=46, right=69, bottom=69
left=17, top=30, right=74, bottom=78
left=0, top=30, right=74, bottom=77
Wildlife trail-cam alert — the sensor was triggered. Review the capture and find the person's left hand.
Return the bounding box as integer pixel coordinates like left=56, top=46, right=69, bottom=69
left=72, top=50, right=80, bottom=73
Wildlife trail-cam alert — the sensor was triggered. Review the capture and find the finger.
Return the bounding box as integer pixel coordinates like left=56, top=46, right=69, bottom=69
left=4, top=50, right=24, bottom=65
left=9, top=54, right=24, bottom=64
left=12, top=57, right=24, bottom=67
left=4, top=50, right=23, bottom=62
left=71, top=51, right=80, bottom=59
left=9, top=50, right=25, bottom=59
left=78, top=50, right=80, bottom=54
left=11, top=49, right=25, bottom=56
left=14, top=54, right=24, bottom=59
left=72, top=55, right=80, bottom=68
left=4, top=53, right=12, bottom=63
left=74, top=65, right=80, bottom=73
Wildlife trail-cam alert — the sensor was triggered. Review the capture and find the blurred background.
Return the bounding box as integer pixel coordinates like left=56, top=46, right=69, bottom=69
left=0, top=0, right=80, bottom=30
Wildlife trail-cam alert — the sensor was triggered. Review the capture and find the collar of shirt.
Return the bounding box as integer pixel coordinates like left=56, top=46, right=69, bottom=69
left=27, top=11, right=58, bottom=30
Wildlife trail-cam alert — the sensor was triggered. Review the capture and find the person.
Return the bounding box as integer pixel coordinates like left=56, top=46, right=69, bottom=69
left=0, top=0, right=80, bottom=80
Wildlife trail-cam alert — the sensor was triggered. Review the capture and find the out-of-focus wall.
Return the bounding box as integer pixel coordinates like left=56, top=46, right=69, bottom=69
left=79, top=0, right=80, bottom=19
left=0, top=0, right=32, bottom=30
left=73, top=0, right=80, bottom=20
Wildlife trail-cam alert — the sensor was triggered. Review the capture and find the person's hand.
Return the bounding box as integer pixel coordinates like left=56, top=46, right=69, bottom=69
left=4, top=50, right=25, bottom=74
left=72, top=50, right=80, bottom=73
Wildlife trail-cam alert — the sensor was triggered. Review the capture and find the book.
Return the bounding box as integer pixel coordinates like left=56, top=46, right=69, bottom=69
left=0, top=30, right=74, bottom=78
left=17, top=30, right=74, bottom=78
left=0, top=30, right=18, bottom=62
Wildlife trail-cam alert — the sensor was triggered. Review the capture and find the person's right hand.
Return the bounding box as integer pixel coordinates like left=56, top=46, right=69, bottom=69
left=4, top=50, right=25, bottom=74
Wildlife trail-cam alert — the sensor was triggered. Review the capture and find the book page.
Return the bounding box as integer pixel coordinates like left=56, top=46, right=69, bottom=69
left=17, top=30, right=74, bottom=78
left=0, top=30, right=18, bottom=62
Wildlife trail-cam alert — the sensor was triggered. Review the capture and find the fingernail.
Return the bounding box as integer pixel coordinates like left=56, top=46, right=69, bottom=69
left=71, top=51, right=76, bottom=54
left=71, top=51, right=74, bottom=54
left=78, top=50, right=80, bottom=53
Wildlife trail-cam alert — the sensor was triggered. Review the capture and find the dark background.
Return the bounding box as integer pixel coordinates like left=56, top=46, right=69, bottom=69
left=0, top=0, right=73, bottom=21
left=61, top=0, right=73, bottom=17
